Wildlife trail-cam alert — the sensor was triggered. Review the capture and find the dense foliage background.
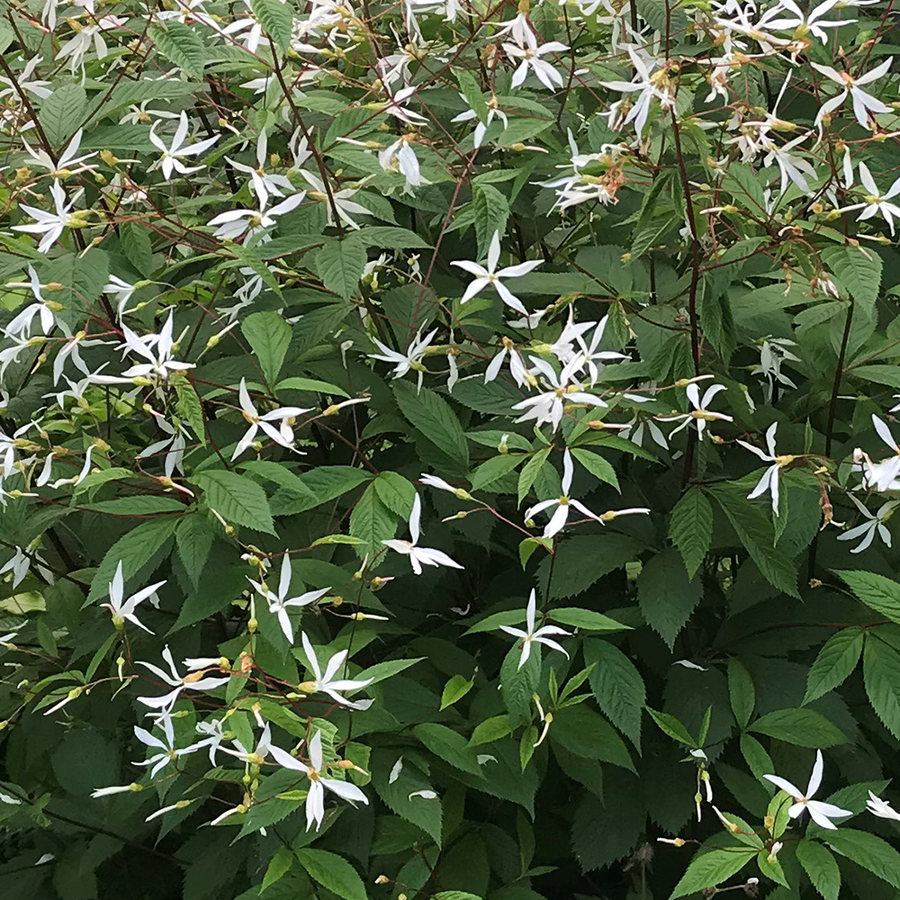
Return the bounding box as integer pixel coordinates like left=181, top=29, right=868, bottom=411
left=2, top=0, right=900, bottom=897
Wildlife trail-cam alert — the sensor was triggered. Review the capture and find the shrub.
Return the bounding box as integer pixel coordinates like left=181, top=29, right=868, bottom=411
left=1, top=1, right=900, bottom=898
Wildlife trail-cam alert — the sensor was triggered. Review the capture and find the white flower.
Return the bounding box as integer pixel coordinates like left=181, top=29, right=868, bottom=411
left=104, top=276, right=139, bottom=318
left=24, top=128, right=96, bottom=176
left=812, top=59, right=892, bottom=133
left=450, top=232, right=543, bottom=317
left=736, top=423, right=794, bottom=515
left=763, top=750, right=851, bottom=830
left=299, top=632, right=373, bottom=709
left=378, top=137, right=429, bottom=192
left=98, top=312, right=194, bottom=384
left=451, top=97, right=508, bottom=148
left=134, top=716, right=199, bottom=778
left=837, top=495, right=897, bottom=554
left=504, top=34, right=568, bottom=90
left=297, top=170, right=371, bottom=230
left=863, top=414, right=900, bottom=491
left=207, top=194, right=304, bottom=241
left=137, top=646, right=230, bottom=718
left=12, top=181, right=80, bottom=253
left=231, top=378, right=311, bottom=460
left=525, top=450, right=602, bottom=538
left=601, top=48, right=675, bottom=137
left=866, top=791, right=900, bottom=821
left=659, top=382, right=733, bottom=442
left=91, top=784, right=140, bottom=798
left=149, top=112, right=219, bottom=181
left=384, top=85, right=428, bottom=125
left=5, top=266, right=55, bottom=338
left=383, top=494, right=463, bottom=575
left=227, top=131, right=295, bottom=205
left=249, top=555, right=329, bottom=644
left=840, top=162, right=900, bottom=235
left=268, top=731, right=369, bottom=831
left=369, top=328, right=437, bottom=392
left=193, top=718, right=229, bottom=765
left=220, top=723, right=273, bottom=765
left=572, top=315, right=629, bottom=384
left=137, top=416, right=191, bottom=478
left=512, top=356, right=606, bottom=432
left=485, top=338, right=530, bottom=386
left=760, top=0, right=857, bottom=44
left=101, top=561, right=163, bottom=633
left=499, top=589, right=571, bottom=668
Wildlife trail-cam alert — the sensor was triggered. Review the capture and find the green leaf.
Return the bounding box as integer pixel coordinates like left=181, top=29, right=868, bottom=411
left=669, top=487, right=712, bottom=579
left=269, top=465, right=370, bottom=515
left=500, top=644, right=540, bottom=726
left=87, top=518, right=178, bottom=603
left=472, top=184, right=509, bottom=257
left=518, top=447, right=551, bottom=506
left=797, top=839, right=841, bottom=900
left=39, top=84, right=86, bottom=147
left=549, top=608, right=630, bottom=632
left=727, top=658, right=756, bottom=730
left=241, top=311, right=292, bottom=385
left=353, top=657, right=424, bottom=686
left=261, top=846, right=294, bottom=893
left=316, top=235, right=366, bottom=300
left=646, top=708, right=696, bottom=747
left=239, top=460, right=317, bottom=503
left=823, top=828, right=900, bottom=890
left=537, top=534, right=642, bottom=600
left=276, top=376, right=349, bottom=398
left=172, top=375, right=207, bottom=446
left=175, top=514, right=215, bottom=588
left=455, top=69, right=488, bottom=122
left=862, top=635, right=900, bottom=741
left=568, top=448, right=620, bottom=491
left=749, top=708, right=846, bottom=748
left=394, top=381, right=469, bottom=472
left=150, top=22, right=206, bottom=78
left=251, top=0, right=293, bottom=52
left=469, top=715, right=512, bottom=745
left=441, top=674, right=474, bottom=710
left=836, top=570, right=900, bottom=624
left=803, top=628, right=864, bottom=705
left=709, top=485, right=799, bottom=598
left=349, top=481, right=396, bottom=558
left=550, top=704, right=635, bottom=772
left=357, top=226, right=430, bottom=250
left=372, top=749, right=442, bottom=845
left=584, top=638, right=645, bottom=750
left=469, top=454, right=525, bottom=491
left=294, top=849, right=367, bottom=900
left=669, top=847, right=756, bottom=899
left=192, top=470, right=276, bottom=535
left=414, top=724, right=483, bottom=776
left=638, top=549, right=701, bottom=648
left=372, top=471, right=416, bottom=517
left=822, top=245, right=882, bottom=312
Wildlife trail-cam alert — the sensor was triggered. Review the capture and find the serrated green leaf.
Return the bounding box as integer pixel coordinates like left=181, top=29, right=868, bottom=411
left=192, top=470, right=276, bottom=535
left=804, top=628, right=864, bottom=704
left=241, top=311, right=292, bottom=385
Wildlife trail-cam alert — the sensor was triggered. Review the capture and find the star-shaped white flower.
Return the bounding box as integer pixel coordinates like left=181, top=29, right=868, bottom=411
left=812, top=59, right=892, bottom=133
left=249, top=555, right=329, bottom=644
left=101, top=561, right=164, bottom=634
left=498, top=589, right=571, bottom=668
left=840, top=162, right=900, bottom=235
left=763, top=750, right=851, bottom=830
left=450, top=232, right=543, bottom=317
left=866, top=790, right=900, bottom=821
left=525, top=449, right=601, bottom=538
left=299, top=632, right=373, bottom=709
left=232, top=378, right=311, bottom=460
left=837, top=494, right=897, bottom=554
left=736, top=423, right=795, bottom=515
left=268, top=731, right=369, bottom=831
left=659, top=381, right=734, bottom=442
left=383, top=494, right=463, bottom=575
left=12, top=181, right=80, bottom=253
left=149, top=112, right=219, bottom=181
